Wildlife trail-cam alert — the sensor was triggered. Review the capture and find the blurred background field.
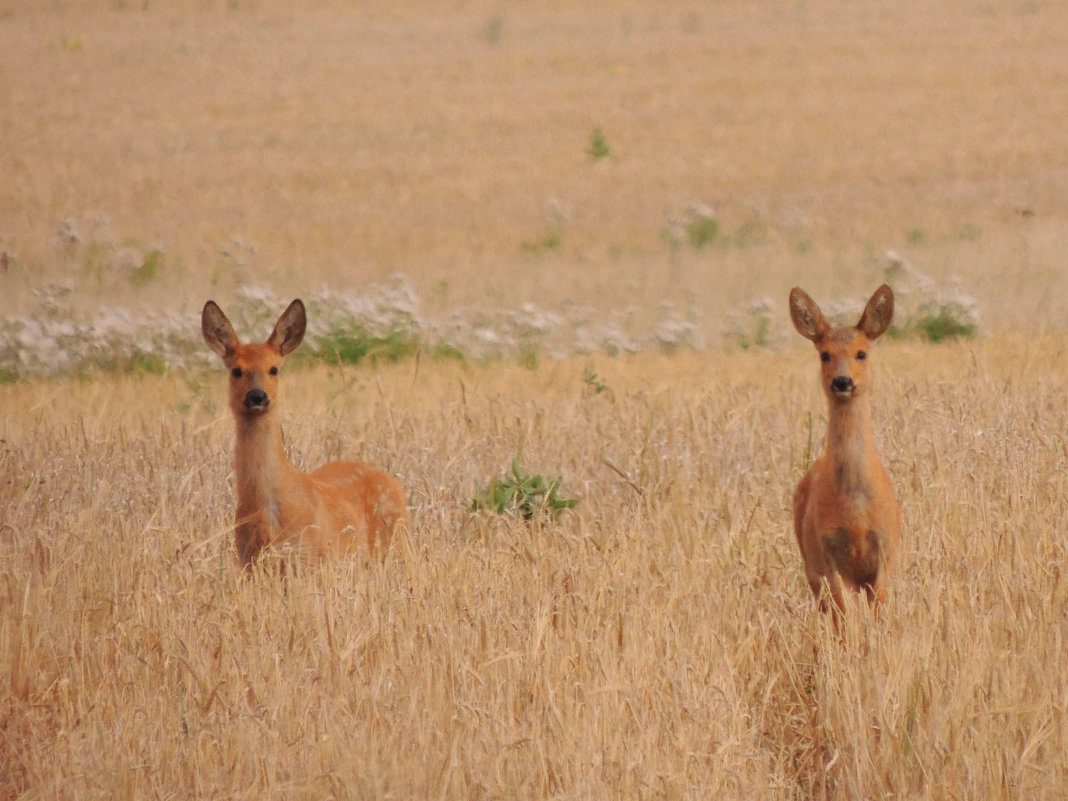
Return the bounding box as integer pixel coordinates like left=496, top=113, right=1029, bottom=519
left=2, top=0, right=1067, bottom=360
left=1, top=1, right=1067, bottom=798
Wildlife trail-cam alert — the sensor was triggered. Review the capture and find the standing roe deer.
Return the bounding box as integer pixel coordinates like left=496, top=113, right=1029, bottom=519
left=202, top=298, right=409, bottom=569
left=789, top=284, right=902, bottom=615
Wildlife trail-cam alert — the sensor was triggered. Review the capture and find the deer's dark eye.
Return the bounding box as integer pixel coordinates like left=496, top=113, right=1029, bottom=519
left=231, top=367, right=243, bottom=378
left=820, top=351, right=831, bottom=363
left=856, top=350, right=867, bottom=361
left=269, top=366, right=278, bottom=376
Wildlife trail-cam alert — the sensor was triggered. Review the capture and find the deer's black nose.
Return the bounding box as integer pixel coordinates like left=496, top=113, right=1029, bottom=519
left=830, top=376, right=854, bottom=394
left=244, top=388, right=269, bottom=409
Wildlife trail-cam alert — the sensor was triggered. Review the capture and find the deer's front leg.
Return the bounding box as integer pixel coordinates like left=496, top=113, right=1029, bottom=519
left=235, top=513, right=273, bottom=569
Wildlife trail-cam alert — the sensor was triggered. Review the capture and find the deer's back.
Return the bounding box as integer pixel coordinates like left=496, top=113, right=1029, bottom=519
left=309, top=459, right=409, bottom=554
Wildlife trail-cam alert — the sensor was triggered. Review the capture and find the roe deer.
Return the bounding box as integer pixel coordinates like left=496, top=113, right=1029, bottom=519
left=789, top=284, right=901, bottom=615
left=202, top=299, right=409, bottom=569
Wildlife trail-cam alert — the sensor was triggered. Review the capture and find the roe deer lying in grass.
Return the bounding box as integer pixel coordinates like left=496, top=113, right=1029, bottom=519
left=789, top=284, right=902, bottom=616
left=202, top=298, right=409, bottom=569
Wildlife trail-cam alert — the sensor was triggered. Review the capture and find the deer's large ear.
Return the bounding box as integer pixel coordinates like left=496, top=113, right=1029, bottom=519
left=267, top=299, right=306, bottom=357
left=202, top=301, right=239, bottom=364
left=858, top=284, right=894, bottom=341
left=789, top=287, right=830, bottom=343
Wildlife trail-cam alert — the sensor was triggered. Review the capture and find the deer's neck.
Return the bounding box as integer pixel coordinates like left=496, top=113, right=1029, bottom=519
left=233, top=414, right=295, bottom=512
left=825, top=395, right=878, bottom=495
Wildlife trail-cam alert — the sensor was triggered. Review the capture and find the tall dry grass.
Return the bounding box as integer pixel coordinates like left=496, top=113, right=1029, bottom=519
left=2, top=335, right=1065, bottom=799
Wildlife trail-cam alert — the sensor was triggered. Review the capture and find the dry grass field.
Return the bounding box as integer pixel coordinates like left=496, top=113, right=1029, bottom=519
left=2, top=340, right=1066, bottom=799
left=2, top=0, right=1068, bottom=798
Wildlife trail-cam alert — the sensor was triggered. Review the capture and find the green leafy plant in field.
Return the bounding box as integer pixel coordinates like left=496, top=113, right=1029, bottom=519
left=427, top=343, right=467, bottom=363
left=133, top=249, right=164, bottom=285
left=472, top=459, right=578, bottom=519
left=587, top=127, right=613, bottom=161
left=518, top=346, right=540, bottom=370
left=582, top=366, right=607, bottom=395
left=121, top=351, right=168, bottom=375
left=663, top=206, right=771, bottom=251
left=521, top=231, right=562, bottom=254
left=883, top=250, right=979, bottom=343
left=723, top=297, right=778, bottom=351
left=903, top=307, right=976, bottom=343
left=76, top=350, right=167, bottom=378
left=661, top=203, right=719, bottom=250
left=314, top=326, right=419, bottom=365
left=686, top=215, right=720, bottom=248
left=737, top=316, right=771, bottom=350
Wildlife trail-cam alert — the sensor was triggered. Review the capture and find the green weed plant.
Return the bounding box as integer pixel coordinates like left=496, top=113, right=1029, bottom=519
left=472, top=459, right=578, bottom=519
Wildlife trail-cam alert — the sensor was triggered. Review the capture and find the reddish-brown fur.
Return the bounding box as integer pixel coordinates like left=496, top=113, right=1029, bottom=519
left=789, top=284, right=902, bottom=615
left=202, top=299, right=409, bottom=569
